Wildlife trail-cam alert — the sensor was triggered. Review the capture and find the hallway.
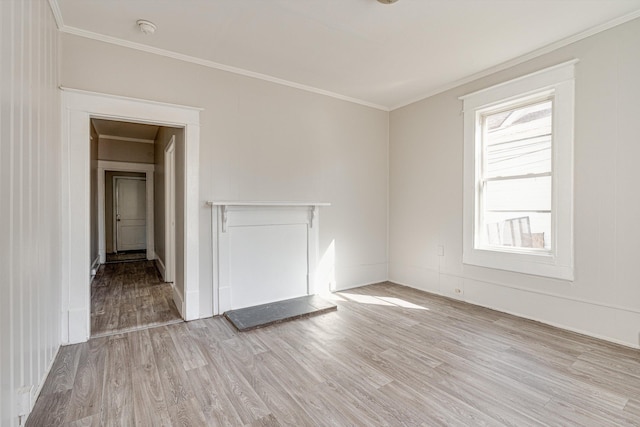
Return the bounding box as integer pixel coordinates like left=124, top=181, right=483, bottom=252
left=91, top=261, right=182, bottom=337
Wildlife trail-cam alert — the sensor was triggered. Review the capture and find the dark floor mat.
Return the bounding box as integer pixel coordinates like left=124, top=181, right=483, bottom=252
left=224, top=295, right=337, bottom=332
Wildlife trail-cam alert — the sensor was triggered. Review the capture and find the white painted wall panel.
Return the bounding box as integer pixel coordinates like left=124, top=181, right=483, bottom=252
left=0, top=0, right=62, bottom=425
left=214, top=204, right=323, bottom=314
left=389, top=17, right=640, bottom=348
left=98, top=137, right=154, bottom=164
left=229, top=224, right=308, bottom=309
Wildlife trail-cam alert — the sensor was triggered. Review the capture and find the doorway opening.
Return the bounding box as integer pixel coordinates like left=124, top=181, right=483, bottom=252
left=61, top=88, right=201, bottom=344
left=89, top=117, right=185, bottom=337
left=110, top=174, right=147, bottom=261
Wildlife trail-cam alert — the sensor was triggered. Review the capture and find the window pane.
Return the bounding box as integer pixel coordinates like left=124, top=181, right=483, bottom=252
left=483, top=212, right=551, bottom=250
left=484, top=176, right=551, bottom=212
left=479, top=99, right=553, bottom=251
left=484, top=100, right=552, bottom=178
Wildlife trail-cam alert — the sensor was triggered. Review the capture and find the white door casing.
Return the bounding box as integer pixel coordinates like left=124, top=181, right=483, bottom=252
left=164, top=136, right=176, bottom=283
left=115, top=177, right=147, bottom=252
left=61, top=88, right=202, bottom=344
left=97, top=161, right=155, bottom=263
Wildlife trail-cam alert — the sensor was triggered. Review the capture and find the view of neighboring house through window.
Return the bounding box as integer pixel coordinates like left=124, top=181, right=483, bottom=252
left=480, top=97, right=552, bottom=252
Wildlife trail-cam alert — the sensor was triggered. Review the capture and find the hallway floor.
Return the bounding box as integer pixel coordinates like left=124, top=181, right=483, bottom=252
left=91, top=260, right=182, bottom=337
left=105, top=250, right=147, bottom=263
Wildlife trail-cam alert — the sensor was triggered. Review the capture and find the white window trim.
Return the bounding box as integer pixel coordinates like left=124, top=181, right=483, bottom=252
left=460, top=60, right=576, bottom=281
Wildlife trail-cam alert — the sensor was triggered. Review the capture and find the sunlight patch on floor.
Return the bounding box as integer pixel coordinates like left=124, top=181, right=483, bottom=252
left=339, top=293, right=429, bottom=310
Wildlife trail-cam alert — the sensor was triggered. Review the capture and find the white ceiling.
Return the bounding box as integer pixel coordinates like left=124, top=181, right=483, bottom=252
left=55, top=0, right=640, bottom=110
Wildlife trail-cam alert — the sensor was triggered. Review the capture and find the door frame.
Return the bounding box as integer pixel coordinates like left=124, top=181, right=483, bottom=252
left=98, top=163, right=154, bottom=262
left=164, top=136, right=176, bottom=283
left=61, top=87, right=202, bottom=344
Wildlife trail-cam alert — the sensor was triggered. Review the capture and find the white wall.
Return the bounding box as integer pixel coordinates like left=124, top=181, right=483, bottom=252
left=0, top=0, right=62, bottom=425
left=98, top=137, right=154, bottom=164
left=60, top=33, right=389, bottom=318
left=390, top=17, right=640, bottom=348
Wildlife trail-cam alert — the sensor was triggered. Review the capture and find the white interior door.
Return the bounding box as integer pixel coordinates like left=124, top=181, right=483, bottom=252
left=115, top=177, right=147, bottom=252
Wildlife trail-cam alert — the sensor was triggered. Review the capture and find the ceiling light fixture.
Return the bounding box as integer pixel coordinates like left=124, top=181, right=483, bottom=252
left=136, top=19, right=157, bottom=35
left=377, top=0, right=399, bottom=4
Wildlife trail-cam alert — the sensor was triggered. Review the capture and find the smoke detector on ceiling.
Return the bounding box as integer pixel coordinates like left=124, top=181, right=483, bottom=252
left=136, top=19, right=157, bottom=35
left=377, top=0, right=399, bottom=4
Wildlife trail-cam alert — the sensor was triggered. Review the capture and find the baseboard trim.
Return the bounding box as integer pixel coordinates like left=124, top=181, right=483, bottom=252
left=465, top=294, right=640, bottom=350
left=333, top=263, right=388, bottom=292
left=68, top=308, right=89, bottom=344
left=172, top=284, right=184, bottom=318
left=184, top=289, right=200, bottom=321
left=154, top=254, right=166, bottom=281
left=389, top=278, right=640, bottom=350
left=90, top=255, right=100, bottom=279
left=25, top=343, right=61, bottom=425
left=390, top=262, right=640, bottom=315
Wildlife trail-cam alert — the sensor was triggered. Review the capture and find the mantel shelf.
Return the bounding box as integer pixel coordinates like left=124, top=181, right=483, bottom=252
left=207, top=201, right=329, bottom=231
left=206, top=201, right=330, bottom=207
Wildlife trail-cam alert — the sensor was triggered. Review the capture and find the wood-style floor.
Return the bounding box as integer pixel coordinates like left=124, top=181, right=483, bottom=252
left=91, top=261, right=182, bottom=337
left=105, top=250, right=147, bottom=263
left=29, top=282, right=640, bottom=426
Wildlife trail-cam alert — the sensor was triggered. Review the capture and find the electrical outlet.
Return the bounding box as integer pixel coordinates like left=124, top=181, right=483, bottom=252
left=437, top=245, right=444, bottom=256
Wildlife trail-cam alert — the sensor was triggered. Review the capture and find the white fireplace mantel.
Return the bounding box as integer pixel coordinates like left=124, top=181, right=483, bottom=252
left=207, top=201, right=330, bottom=314
left=207, top=201, right=330, bottom=231
left=207, top=201, right=330, bottom=206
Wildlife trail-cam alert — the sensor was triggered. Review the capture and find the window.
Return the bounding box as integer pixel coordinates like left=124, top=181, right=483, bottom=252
left=461, top=61, right=576, bottom=280
left=481, top=96, right=552, bottom=251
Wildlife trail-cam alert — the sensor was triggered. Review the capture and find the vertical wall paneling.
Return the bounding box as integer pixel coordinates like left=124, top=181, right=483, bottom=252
left=0, top=2, right=7, bottom=423
left=0, top=0, right=62, bottom=425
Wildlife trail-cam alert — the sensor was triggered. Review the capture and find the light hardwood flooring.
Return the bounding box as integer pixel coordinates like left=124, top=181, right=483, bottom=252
left=91, top=261, right=182, bottom=337
left=30, top=282, right=640, bottom=426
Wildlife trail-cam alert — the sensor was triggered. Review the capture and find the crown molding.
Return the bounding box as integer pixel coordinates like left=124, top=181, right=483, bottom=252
left=47, top=0, right=64, bottom=29
left=49, top=0, right=640, bottom=113
left=390, top=9, right=640, bottom=111
left=56, top=23, right=389, bottom=112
